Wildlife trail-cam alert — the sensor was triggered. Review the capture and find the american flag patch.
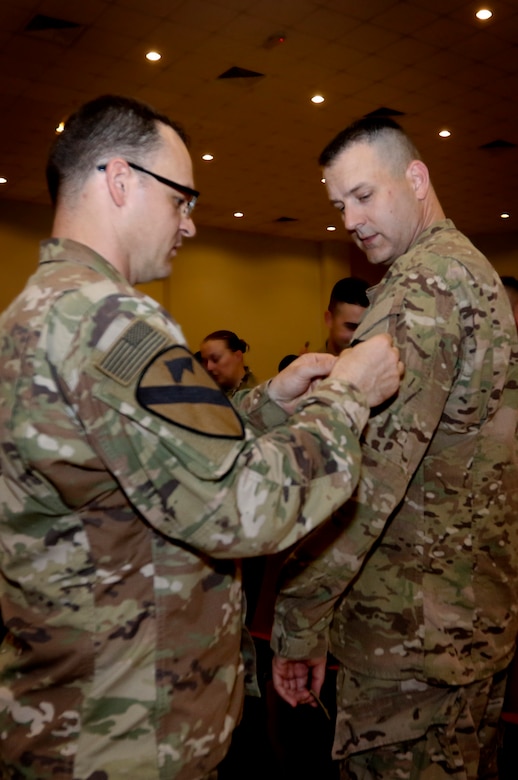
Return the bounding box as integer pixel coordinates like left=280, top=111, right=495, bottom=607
left=97, top=320, right=170, bottom=385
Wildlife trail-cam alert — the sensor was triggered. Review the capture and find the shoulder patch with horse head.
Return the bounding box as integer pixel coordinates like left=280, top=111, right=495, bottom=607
left=136, top=344, right=244, bottom=439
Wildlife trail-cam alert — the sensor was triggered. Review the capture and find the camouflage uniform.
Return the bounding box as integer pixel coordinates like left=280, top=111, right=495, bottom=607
left=272, top=220, right=518, bottom=777
left=0, top=238, right=372, bottom=780
left=226, top=367, right=258, bottom=400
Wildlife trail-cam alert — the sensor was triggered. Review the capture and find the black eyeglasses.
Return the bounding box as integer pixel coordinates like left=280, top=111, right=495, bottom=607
left=96, top=161, right=199, bottom=217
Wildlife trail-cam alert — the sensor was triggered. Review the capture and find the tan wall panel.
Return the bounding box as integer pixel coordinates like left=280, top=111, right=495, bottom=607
left=168, top=225, right=327, bottom=380
left=0, top=201, right=53, bottom=310
left=1, top=199, right=516, bottom=382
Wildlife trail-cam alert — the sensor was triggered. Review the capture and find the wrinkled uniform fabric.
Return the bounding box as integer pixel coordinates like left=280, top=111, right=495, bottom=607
left=335, top=667, right=506, bottom=780
left=273, top=220, right=518, bottom=771
left=0, top=239, right=371, bottom=780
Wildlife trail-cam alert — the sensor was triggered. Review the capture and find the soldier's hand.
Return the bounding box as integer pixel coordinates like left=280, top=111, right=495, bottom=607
left=331, top=333, right=403, bottom=408
left=269, top=352, right=337, bottom=414
left=272, top=655, right=327, bottom=708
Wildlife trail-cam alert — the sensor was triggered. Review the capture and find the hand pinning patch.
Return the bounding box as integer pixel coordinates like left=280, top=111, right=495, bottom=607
left=136, top=345, right=244, bottom=439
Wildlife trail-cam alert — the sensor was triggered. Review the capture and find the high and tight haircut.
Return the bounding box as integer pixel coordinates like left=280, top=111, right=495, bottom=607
left=46, top=94, right=189, bottom=207
left=318, top=116, right=421, bottom=175
left=328, top=277, right=369, bottom=313
left=202, top=330, right=249, bottom=354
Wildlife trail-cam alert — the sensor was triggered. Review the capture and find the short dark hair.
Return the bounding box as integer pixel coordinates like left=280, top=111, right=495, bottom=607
left=501, top=276, right=518, bottom=293
left=328, top=277, right=369, bottom=313
left=319, top=115, right=421, bottom=171
left=277, top=354, right=298, bottom=372
left=202, top=330, right=249, bottom=354
left=46, top=94, right=188, bottom=207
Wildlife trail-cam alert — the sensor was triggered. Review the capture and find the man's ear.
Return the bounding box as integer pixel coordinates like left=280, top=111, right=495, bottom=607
left=407, top=159, right=430, bottom=201
left=104, top=159, right=131, bottom=207
left=324, top=309, right=332, bottom=329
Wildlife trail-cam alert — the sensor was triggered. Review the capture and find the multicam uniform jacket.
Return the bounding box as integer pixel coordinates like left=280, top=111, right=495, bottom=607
left=0, top=238, right=372, bottom=780
left=273, top=220, right=518, bottom=751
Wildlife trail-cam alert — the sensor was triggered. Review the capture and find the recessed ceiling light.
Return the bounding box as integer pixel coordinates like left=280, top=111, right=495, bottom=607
left=439, top=129, right=451, bottom=138
left=0, top=177, right=7, bottom=184
left=201, top=154, right=214, bottom=161
left=311, top=95, right=325, bottom=104
left=476, top=9, right=493, bottom=21
left=55, top=121, right=65, bottom=134
left=233, top=212, right=244, bottom=218
left=500, top=212, right=510, bottom=219
left=146, top=51, right=161, bottom=62
left=326, top=226, right=336, bottom=231
left=321, top=177, right=326, bottom=183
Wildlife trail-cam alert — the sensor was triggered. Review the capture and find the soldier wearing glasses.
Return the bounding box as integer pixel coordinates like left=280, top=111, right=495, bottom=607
left=0, top=95, right=403, bottom=780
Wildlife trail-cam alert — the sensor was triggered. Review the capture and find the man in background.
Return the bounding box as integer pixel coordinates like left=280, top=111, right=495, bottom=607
left=321, top=276, right=369, bottom=355
left=272, top=116, right=518, bottom=780
left=0, top=96, right=403, bottom=780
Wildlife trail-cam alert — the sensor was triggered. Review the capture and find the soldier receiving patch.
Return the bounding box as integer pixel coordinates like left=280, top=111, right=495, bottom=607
left=136, top=344, right=244, bottom=439
left=272, top=219, right=518, bottom=778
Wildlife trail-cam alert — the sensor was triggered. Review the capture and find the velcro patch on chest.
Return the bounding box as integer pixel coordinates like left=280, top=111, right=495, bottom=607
left=136, top=345, right=245, bottom=439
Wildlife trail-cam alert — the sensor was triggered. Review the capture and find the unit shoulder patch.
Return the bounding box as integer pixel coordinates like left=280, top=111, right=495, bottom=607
left=136, top=344, right=245, bottom=439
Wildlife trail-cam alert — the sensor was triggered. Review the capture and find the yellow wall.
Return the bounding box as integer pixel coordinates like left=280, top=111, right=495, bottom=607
left=471, top=233, right=518, bottom=276
left=0, top=200, right=355, bottom=380
left=0, top=201, right=53, bottom=306
left=1, top=198, right=517, bottom=381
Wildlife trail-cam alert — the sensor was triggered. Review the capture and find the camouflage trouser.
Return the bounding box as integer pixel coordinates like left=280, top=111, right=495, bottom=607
left=333, top=666, right=507, bottom=780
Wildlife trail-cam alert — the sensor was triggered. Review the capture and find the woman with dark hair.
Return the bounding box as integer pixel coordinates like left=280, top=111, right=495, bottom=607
left=200, top=329, right=257, bottom=397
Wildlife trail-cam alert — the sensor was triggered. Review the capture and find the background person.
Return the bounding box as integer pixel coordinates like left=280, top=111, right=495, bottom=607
left=200, top=329, right=261, bottom=628
left=0, top=95, right=403, bottom=780
left=200, top=329, right=257, bottom=397
left=320, top=276, right=369, bottom=355
left=272, top=116, right=518, bottom=780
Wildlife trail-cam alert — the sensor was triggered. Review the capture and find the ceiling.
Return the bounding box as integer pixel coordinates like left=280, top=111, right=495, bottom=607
left=1, top=0, right=517, bottom=243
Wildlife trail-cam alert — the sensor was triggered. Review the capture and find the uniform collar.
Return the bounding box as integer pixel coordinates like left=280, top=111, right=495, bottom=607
left=40, top=237, right=127, bottom=285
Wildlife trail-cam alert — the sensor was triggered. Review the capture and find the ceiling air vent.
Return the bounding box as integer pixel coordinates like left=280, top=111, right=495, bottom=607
left=217, top=66, right=264, bottom=79
left=479, top=139, right=516, bottom=150
left=23, top=14, right=83, bottom=45
left=364, top=106, right=405, bottom=117
left=25, top=14, right=81, bottom=32
left=274, top=216, right=298, bottom=222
